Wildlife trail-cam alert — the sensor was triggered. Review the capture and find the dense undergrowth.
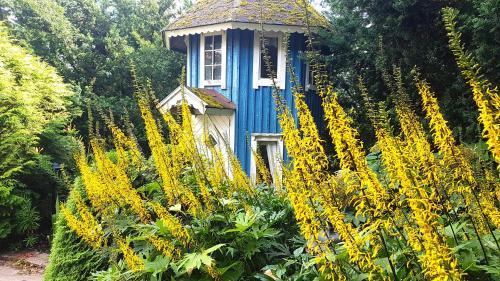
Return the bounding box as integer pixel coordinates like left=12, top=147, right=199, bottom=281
left=46, top=6, right=499, bottom=281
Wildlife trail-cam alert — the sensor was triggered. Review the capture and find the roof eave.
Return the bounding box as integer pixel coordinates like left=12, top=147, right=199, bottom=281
left=164, top=21, right=322, bottom=43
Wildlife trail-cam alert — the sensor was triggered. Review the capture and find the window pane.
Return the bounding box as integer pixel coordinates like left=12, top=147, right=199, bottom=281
left=260, top=37, right=278, bottom=79
left=205, top=66, right=212, bottom=80
left=205, top=51, right=213, bottom=65
left=214, top=50, right=222, bottom=64
left=213, top=65, right=221, bottom=80
left=213, top=35, right=222, bottom=49
left=308, top=67, right=314, bottom=86
left=205, top=35, right=213, bottom=50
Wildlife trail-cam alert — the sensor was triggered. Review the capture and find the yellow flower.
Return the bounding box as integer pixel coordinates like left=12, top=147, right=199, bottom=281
left=90, top=140, right=150, bottom=222
left=150, top=202, right=191, bottom=245
left=251, top=147, right=272, bottom=185
left=116, top=237, right=145, bottom=272
left=61, top=193, right=106, bottom=249
left=148, top=235, right=177, bottom=258
left=417, top=79, right=490, bottom=233
left=443, top=8, right=500, bottom=171
left=108, top=122, right=143, bottom=168
left=375, top=121, right=462, bottom=280
left=137, top=93, right=202, bottom=215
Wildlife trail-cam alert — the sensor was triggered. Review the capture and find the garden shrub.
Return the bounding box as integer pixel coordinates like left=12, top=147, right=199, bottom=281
left=44, top=181, right=108, bottom=281
left=0, top=22, right=79, bottom=247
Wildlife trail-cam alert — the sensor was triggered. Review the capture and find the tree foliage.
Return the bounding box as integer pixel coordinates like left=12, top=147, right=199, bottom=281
left=0, top=0, right=184, bottom=145
left=0, top=23, right=78, bottom=245
left=319, top=0, right=500, bottom=145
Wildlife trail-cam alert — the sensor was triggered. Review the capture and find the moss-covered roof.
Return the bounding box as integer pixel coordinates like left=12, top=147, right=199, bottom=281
left=165, top=0, right=327, bottom=31
left=188, top=87, right=236, bottom=109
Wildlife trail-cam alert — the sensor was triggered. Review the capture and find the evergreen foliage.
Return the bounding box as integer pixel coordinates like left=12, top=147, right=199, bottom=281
left=44, top=181, right=108, bottom=281
left=0, top=22, right=78, bottom=246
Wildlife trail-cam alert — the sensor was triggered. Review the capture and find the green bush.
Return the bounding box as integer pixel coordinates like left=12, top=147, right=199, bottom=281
left=44, top=182, right=108, bottom=281
left=0, top=22, right=79, bottom=246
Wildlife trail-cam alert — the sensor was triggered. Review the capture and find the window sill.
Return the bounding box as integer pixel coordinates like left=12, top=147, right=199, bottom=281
left=255, top=78, right=282, bottom=88
left=202, top=80, right=222, bottom=87
left=305, top=85, right=316, bottom=91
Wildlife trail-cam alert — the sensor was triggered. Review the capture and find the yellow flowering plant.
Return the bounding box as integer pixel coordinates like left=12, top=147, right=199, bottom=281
left=53, top=6, right=500, bottom=281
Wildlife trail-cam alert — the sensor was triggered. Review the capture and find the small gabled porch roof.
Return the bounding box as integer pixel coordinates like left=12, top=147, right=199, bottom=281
left=158, top=86, right=235, bottom=116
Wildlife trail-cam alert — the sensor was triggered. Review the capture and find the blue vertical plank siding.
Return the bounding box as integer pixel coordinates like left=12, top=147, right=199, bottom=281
left=187, top=30, right=322, bottom=173
left=188, top=34, right=200, bottom=88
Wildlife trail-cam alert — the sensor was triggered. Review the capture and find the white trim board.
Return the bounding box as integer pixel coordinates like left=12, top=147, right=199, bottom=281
left=249, top=133, right=284, bottom=184
left=252, top=31, right=286, bottom=89
left=199, top=31, right=227, bottom=89
left=165, top=22, right=311, bottom=41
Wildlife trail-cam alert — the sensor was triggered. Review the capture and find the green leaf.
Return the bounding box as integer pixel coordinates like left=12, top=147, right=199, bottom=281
left=203, top=243, right=226, bottom=254
left=145, top=255, right=170, bottom=273
left=169, top=204, right=182, bottom=212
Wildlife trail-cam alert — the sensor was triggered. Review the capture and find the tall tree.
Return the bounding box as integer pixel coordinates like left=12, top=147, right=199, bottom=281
left=319, top=0, right=500, bottom=145
left=0, top=0, right=184, bottom=144
left=0, top=23, right=79, bottom=245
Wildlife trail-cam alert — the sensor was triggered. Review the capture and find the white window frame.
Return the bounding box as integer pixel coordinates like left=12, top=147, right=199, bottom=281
left=252, top=31, right=286, bottom=89
left=200, top=31, right=227, bottom=89
left=249, top=133, right=284, bottom=184
left=305, top=63, right=316, bottom=91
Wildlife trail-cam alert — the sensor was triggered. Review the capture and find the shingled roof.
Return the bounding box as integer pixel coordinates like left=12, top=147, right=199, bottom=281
left=165, top=0, right=327, bottom=32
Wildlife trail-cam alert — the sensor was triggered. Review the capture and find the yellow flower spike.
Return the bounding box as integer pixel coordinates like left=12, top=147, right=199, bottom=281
left=60, top=198, right=106, bottom=250
left=90, top=140, right=150, bottom=223
left=316, top=252, right=346, bottom=281
left=74, top=148, right=113, bottom=212
left=322, top=89, right=390, bottom=214
left=393, top=68, right=443, bottom=193
left=480, top=191, right=500, bottom=228
left=251, top=147, right=272, bottom=185
left=148, top=235, right=177, bottom=258
left=108, top=122, right=143, bottom=168
left=294, top=91, right=329, bottom=178
left=417, top=79, right=475, bottom=188
left=443, top=8, right=500, bottom=171
left=163, top=107, right=209, bottom=215
left=205, top=144, right=229, bottom=197
left=161, top=111, right=187, bottom=175
left=137, top=96, right=179, bottom=205
left=274, top=86, right=380, bottom=279
left=226, top=146, right=254, bottom=196
left=138, top=94, right=202, bottom=216
left=116, top=237, right=145, bottom=272
left=200, top=118, right=229, bottom=197
left=376, top=129, right=462, bottom=280
left=197, top=176, right=214, bottom=212
left=150, top=202, right=191, bottom=245
left=321, top=195, right=386, bottom=279
left=360, top=76, right=463, bottom=279
left=417, top=79, right=492, bottom=233
left=321, top=89, right=395, bottom=278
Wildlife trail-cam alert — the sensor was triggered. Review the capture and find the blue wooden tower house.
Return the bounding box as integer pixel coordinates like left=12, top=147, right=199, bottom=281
left=160, top=0, right=325, bottom=181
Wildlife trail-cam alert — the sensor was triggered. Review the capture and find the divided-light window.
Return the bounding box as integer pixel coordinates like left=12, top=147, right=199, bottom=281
left=252, top=32, right=285, bottom=89
left=204, top=35, right=222, bottom=81
left=260, top=37, right=278, bottom=79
